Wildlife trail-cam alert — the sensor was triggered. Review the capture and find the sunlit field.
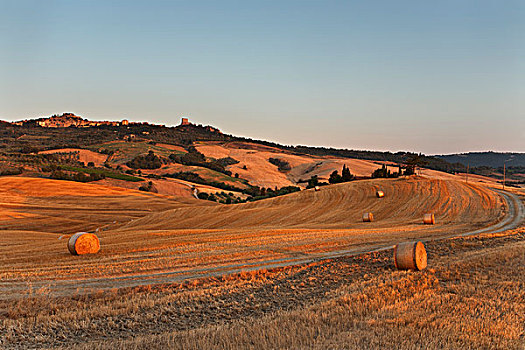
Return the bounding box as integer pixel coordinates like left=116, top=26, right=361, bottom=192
left=1, top=174, right=523, bottom=349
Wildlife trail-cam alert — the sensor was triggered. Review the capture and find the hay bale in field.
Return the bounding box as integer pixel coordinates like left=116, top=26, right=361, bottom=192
left=314, top=186, right=320, bottom=191
left=68, top=232, right=100, bottom=255
left=362, top=212, right=374, bottom=222
left=423, top=213, right=435, bottom=225
left=376, top=190, right=384, bottom=198
left=394, top=241, right=427, bottom=270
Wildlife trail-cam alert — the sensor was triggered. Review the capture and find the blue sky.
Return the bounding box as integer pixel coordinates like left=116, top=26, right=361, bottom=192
left=1, top=0, right=524, bottom=154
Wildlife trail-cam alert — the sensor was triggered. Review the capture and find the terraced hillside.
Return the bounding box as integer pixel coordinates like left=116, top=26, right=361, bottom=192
left=0, top=176, right=505, bottom=299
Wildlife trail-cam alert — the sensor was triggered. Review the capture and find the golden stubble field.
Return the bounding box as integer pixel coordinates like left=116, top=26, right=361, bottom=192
left=1, top=228, right=524, bottom=349
left=0, top=175, right=523, bottom=349
left=1, top=175, right=504, bottom=295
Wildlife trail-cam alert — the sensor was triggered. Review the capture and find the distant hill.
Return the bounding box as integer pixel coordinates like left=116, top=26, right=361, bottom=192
left=3, top=113, right=519, bottom=176
left=436, top=152, right=525, bottom=168
left=2, top=113, right=525, bottom=191
left=0, top=114, right=454, bottom=173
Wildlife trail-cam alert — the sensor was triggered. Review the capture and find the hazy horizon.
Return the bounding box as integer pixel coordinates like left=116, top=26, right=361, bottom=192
left=1, top=1, right=524, bottom=154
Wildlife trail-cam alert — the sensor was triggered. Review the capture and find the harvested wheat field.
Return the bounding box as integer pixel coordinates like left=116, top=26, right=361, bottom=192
left=1, top=174, right=524, bottom=349
left=1, top=227, right=524, bottom=349
left=0, top=175, right=511, bottom=297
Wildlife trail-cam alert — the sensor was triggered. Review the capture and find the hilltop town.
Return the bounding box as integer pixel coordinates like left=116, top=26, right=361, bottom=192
left=4, top=113, right=226, bottom=134
left=10, top=113, right=138, bottom=128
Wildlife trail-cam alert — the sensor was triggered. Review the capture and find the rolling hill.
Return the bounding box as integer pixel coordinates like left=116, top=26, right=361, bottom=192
left=436, top=152, right=525, bottom=167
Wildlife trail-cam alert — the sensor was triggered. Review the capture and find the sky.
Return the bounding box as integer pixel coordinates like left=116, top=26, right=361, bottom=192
left=1, top=0, right=524, bottom=154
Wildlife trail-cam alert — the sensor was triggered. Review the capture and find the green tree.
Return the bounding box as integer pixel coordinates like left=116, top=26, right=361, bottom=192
left=341, top=165, right=354, bottom=181
left=372, top=164, right=387, bottom=178
left=329, top=170, right=342, bottom=184
left=306, top=175, right=319, bottom=189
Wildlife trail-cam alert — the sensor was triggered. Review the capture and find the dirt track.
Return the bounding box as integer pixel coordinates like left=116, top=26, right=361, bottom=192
left=1, top=176, right=521, bottom=299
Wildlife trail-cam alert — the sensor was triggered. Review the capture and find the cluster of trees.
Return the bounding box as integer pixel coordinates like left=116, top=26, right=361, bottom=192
left=19, top=145, right=40, bottom=154
left=372, top=164, right=401, bottom=178
left=268, top=157, right=291, bottom=172
left=303, top=175, right=328, bottom=189
left=299, top=165, right=355, bottom=189
left=98, top=148, right=114, bottom=156
left=197, top=191, right=245, bottom=204
left=169, top=147, right=237, bottom=176
left=127, top=151, right=163, bottom=169
left=198, top=185, right=301, bottom=203
left=40, top=164, right=57, bottom=172
left=169, top=146, right=205, bottom=164
left=145, top=173, right=163, bottom=179
left=50, top=170, right=105, bottom=182
left=12, top=152, right=84, bottom=167
left=166, top=171, right=243, bottom=192
left=216, top=156, right=239, bottom=168
left=0, top=167, right=23, bottom=176
left=244, top=185, right=301, bottom=201
left=139, top=181, right=157, bottom=193
left=329, top=165, right=354, bottom=183
left=39, top=163, right=143, bottom=182
left=405, top=165, right=415, bottom=176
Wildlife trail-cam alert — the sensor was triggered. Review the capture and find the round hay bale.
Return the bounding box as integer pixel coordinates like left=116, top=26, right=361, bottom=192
left=314, top=186, right=320, bottom=191
left=362, top=212, right=374, bottom=222
left=423, top=213, right=435, bottom=225
left=394, top=241, right=427, bottom=270
left=68, top=232, right=100, bottom=255
left=376, top=190, right=384, bottom=198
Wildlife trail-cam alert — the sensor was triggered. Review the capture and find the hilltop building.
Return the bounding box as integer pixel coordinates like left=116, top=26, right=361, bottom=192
left=26, top=113, right=121, bottom=128
left=36, top=113, right=85, bottom=128
left=206, top=126, right=220, bottom=133
left=5, top=113, right=219, bottom=133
